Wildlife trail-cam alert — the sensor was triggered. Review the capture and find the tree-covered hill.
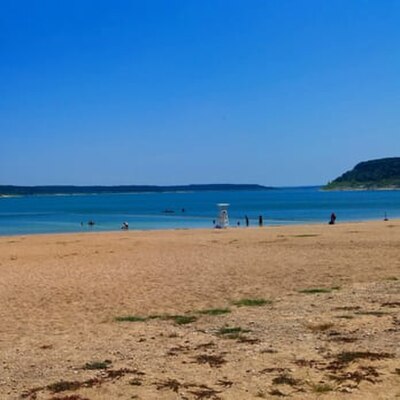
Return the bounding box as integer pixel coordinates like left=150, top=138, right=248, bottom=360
left=325, top=158, right=400, bottom=190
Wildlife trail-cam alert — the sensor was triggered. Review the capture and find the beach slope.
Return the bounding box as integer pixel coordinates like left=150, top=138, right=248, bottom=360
left=0, top=222, right=399, bottom=399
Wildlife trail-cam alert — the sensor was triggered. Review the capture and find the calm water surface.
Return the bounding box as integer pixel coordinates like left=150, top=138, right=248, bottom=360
left=1, top=187, right=400, bottom=235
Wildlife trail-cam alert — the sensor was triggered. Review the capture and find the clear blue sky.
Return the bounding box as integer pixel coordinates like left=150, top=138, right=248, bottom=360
left=1, top=0, right=399, bottom=186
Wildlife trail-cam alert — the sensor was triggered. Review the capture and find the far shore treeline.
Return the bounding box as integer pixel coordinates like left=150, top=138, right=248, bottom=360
left=0, top=184, right=272, bottom=196
left=3, top=157, right=400, bottom=196
left=324, top=157, right=400, bottom=190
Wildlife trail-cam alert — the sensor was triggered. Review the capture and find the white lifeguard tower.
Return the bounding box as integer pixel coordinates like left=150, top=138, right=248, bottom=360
left=215, top=203, right=230, bottom=228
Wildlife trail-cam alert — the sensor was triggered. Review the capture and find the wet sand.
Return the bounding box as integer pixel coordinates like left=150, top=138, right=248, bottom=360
left=0, top=221, right=399, bottom=399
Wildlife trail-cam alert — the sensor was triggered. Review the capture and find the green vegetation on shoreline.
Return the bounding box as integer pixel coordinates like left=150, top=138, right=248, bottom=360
left=324, top=157, right=400, bottom=190
left=0, top=184, right=271, bottom=196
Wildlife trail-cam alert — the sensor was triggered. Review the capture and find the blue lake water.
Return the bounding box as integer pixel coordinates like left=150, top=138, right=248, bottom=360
left=1, top=187, right=400, bottom=236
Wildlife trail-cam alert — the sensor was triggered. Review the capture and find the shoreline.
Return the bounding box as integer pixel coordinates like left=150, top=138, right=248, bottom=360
left=0, top=184, right=272, bottom=198
left=322, top=187, right=400, bottom=191
left=0, top=216, right=398, bottom=239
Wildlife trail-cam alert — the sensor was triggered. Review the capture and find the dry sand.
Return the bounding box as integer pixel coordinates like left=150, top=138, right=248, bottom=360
left=0, top=221, right=399, bottom=400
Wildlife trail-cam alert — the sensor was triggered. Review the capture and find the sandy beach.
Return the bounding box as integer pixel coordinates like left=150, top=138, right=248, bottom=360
left=0, top=221, right=399, bottom=399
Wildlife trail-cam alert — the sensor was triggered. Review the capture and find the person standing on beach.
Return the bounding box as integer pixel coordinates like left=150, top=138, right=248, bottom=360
left=245, top=215, right=249, bottom=227
left=258, top=215, right=263, bottom=227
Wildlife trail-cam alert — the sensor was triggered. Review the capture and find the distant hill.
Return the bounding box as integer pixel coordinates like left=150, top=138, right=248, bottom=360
left=0, top=184, right=272, bottom=196
left=324, top=157, right=400, bottom=190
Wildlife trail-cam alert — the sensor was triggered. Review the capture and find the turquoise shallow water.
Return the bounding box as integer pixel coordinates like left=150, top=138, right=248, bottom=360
left=1, top=187, right=400, bottom=236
